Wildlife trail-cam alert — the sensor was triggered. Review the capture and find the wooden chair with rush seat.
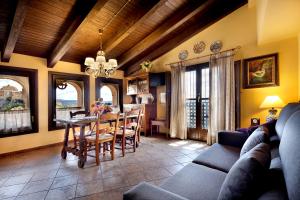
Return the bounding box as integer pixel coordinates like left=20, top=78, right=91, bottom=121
left=116, top=109, right=142, bottom=157
left=84, top=112, right=120, bottom=165
left=70, top=110, right=93, bottom=149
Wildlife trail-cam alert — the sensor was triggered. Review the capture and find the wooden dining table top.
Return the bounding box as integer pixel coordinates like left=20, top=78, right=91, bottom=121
left=54, top=113, right=142, bottom=125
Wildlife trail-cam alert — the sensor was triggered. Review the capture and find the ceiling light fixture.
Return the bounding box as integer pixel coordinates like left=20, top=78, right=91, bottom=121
left=84, top=0, right=131, bottom=78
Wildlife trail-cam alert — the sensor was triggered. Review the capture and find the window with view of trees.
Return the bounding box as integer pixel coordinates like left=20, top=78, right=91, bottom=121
left=0, top=66, right=38, bottom=137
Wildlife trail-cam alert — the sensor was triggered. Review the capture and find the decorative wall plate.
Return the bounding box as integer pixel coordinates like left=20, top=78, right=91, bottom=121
left=193, top=41, right=206, bottom=54
left=210, top=40, right=223, bottom=53
left=178, top=50, right=188, bottom=60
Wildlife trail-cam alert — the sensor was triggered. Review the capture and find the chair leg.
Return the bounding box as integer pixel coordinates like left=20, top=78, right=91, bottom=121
left=95, top=142, right=100, bottom=165
left=103, top=143, right=106, bottom=156
left=110, top=142, right=114, bottom=160
left=122, top=137, right=125, bottom=157
left=133, top=135, right=137, bottom=152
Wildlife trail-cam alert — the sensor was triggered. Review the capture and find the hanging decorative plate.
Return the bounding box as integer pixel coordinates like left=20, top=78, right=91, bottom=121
left=210, top=40, right=223, bottom=53
left=178, top=50, right=188, bottom=60
left=193, top=41, right=206, bottom=54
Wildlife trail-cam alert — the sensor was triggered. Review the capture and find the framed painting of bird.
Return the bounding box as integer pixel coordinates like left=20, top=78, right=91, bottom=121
left=243, top=53, right=279, bottom=89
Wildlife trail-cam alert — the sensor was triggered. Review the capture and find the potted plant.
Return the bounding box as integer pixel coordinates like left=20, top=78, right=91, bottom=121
left=140, top=60, right=152, bottom=72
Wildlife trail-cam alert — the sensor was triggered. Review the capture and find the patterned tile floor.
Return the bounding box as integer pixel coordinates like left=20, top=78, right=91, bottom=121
left=0, top=136, right=208, bottom=200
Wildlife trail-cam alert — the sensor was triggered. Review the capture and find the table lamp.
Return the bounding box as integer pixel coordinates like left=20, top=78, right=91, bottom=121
left=260, top=96, right=284, bottom=122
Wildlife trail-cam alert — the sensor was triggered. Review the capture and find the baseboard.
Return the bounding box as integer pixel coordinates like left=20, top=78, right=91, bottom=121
left=0, top=141, right=68, bottom=157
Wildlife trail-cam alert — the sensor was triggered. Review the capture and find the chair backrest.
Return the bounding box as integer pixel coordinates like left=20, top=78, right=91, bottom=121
left=70, top=110, right=90, bottom=118
left=275, top=103, right=300, bottom=139
left=279, top=110, right=300, bottom=200
left=121, top=109, right=142, bottom=137
left=97, top=112, right=120, bottom=141
left=70, top=110, right=91, bottom=129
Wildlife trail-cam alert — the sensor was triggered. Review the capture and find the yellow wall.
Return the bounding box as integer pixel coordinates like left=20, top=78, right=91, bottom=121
left=152, top=5, right=299, bottom=128
left=0, top=53, right=123, bottom=154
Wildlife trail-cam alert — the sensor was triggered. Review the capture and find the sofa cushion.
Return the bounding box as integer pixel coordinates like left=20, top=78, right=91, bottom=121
left=218, top=143, right=271, bottom=200
left=237, top=119, right=276, bottom=136
left=257, top=189, right=288, bottom=200
left=161, top=163, right=226, bottom=200
left=275, top=102, right=300, bottom=139
left=240, top=126, right=269, bottom=156
left=192, top=143, right=240, bottom=172
left=279, top=110, right=300, bottom=200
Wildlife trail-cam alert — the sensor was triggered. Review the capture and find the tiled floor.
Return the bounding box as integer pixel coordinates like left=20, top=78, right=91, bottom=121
left=0, top=136, right=208, bottom=200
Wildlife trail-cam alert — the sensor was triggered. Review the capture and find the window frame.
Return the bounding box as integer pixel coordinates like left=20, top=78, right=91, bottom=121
left=48, top=72, right=90, bottom=131
left=95, top=77, right=123, bottom=112
left=0, top=65, right=38, bottom=138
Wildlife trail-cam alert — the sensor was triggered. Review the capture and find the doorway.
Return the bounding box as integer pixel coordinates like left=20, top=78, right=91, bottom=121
left=185, top=63, right=209, bottom=141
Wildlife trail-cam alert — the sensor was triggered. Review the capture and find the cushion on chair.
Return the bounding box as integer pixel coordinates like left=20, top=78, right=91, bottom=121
left=116, top=129, right=135, bottom=136
left=74, top=130, right=94, bottom=138
left=161, top=163, right=227, bottom=200
left=193, top=143, right=240, bottom=173
left=240, top=126, right=269, bottom=156
left=85, top=133, right=113, bottom=141
left=218, top=143, right=271, bottom=200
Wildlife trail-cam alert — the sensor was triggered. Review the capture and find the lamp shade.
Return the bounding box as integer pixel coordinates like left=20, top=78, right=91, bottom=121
left=84, top=57, right=94, bottom=66
left=260, top=96, right=284, bottom=109
left=108, top=59, right=118, bottom=67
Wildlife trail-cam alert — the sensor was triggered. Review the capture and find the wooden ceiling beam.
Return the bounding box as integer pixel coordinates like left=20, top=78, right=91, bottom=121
left=124, top=0, right=247, bottom=76
left=116, top=0, right=215, bottom=69
left=1, top=0, right=29, bottom=62
left=47, top=0, right=108, bottom=68
left=103, top=0, right=168, bottom=54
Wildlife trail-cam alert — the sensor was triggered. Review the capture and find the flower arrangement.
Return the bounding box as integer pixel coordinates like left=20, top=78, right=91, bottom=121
left=140, top=60, right=152, bottom=72
left=91, top=103, right=113, bottom=116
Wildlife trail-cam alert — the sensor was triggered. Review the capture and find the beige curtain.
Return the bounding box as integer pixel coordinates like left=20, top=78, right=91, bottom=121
left=208, top=51, right=235, bottom=145
left=170, top=63, right=187, bottom=139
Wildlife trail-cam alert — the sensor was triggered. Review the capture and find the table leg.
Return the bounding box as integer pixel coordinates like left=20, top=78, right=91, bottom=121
left=61, top=123, right=70, bottom=159
left=78, top=125, right=86, bottom=168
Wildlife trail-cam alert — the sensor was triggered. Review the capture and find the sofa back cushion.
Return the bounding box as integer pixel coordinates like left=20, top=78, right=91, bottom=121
left=275, top=103, right=300, bottom=139
left=279, top=110, right=300, bottom=200
left=218, top=143, right=271, bottom=200
left=240, top=126, right=269, bottom=156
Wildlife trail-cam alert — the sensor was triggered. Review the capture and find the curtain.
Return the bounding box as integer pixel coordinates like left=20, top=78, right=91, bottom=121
left=0, top=110, right=32, bottom=133
left=170, top=63, right=187, bottom=139
left=208, top=51, right=235, bottom=145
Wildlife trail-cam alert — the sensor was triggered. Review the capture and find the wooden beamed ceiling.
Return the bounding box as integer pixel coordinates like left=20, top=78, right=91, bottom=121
left=0, top=0, right=247, bottom=72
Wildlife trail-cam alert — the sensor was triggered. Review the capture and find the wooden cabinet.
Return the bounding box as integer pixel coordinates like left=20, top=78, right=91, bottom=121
left=126, top=75, right=149, bottom=95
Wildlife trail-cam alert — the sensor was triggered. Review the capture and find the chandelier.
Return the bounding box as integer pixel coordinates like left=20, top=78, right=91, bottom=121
left=84, top=29, right=118, bottom=78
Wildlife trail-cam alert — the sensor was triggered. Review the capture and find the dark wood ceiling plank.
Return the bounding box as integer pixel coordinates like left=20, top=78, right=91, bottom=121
left=124, top=0, right=247, bottom=76
left=1, top=0, right=29, bottom=62
left=117, top=0, right=216, bottom=69
left=47, top=0, right=108, bottom=68
left=103, top=0, right=167, bottom=54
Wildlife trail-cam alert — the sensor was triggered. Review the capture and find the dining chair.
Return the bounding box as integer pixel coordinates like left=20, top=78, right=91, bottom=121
left=116, top=109, right=142, bottom=157
left=70, top=110, right=92, bottom=149
left=85, top=112, right=120, bottom=165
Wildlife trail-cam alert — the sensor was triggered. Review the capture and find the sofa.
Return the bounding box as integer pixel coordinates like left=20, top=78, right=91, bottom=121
left=124, top=103, right=300, bottom=200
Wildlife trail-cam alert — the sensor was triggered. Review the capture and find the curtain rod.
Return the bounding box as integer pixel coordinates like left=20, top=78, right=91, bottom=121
left=165, top=46, right=241, bottom=66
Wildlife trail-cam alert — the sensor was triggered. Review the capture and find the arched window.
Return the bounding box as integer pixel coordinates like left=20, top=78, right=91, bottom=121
left=100, top=85, right=113, bottom=105
left=0, top=78, right=26, bottom=111
left=56, top=82, right=81, bottom=108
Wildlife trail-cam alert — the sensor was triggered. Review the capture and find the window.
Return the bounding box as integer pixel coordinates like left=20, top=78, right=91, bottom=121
left=100, top=85, right=113, bottom=105
left=0, top=66, right=38, bottom=137
left=96, top=77, right=123, bottom=113
left=48, top=72, right=89, bottom=131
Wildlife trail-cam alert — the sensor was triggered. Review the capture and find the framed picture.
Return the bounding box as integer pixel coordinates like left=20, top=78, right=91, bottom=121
left=243, top=53, right=279, bottom=89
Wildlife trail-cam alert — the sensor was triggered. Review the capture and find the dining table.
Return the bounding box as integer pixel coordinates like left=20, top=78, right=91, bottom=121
left=54, top=113, right=140, bottom=168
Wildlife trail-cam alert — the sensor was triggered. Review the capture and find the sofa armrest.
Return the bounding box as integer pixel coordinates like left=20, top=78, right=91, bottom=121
left=124, top=182, right=188, bottom=200
left=218, top=131, right=249, bottom=148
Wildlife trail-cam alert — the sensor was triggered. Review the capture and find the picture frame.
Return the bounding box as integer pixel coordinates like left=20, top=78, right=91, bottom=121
left=243, top=53, right=279, bottom=89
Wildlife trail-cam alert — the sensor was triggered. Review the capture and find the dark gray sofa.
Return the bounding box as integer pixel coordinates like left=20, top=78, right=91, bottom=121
left=124, top=103, right=300, bottom=200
